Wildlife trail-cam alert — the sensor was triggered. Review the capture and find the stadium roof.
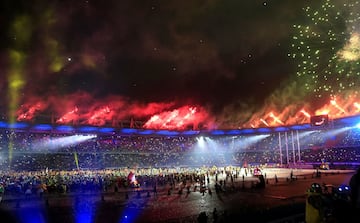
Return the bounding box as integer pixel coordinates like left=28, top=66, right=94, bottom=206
left=1, top=114, right=360, bottom=137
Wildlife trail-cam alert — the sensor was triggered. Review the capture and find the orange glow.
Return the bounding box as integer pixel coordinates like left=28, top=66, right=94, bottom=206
left=85, top=106, right=113, bottom=126
left=330, top=100, right=347, bottom=114
left=300, top=109, right=311, bottom=118
left=268, top=112, right=284, bottom=125
left=315, top=109, right=329, bottom=116
left=260, top=118, right=269, bottom=126
left=243, top=94, right=360, bottom=128
left=16, top=101, right=47, bottom=121
left=143, top=106, right=208, bottom=130
left=13, top=92, right=360, bottom=130
left=354, top=102, right=360, bottom=112
left=56, top=107, right=79, bottom=123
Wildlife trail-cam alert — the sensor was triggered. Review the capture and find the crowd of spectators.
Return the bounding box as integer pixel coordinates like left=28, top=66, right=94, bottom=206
left=0, top=127, right=360, bottom=171
left=0, top=165, right=246, bottom=197
left=1, top=127, right=360, bottom=223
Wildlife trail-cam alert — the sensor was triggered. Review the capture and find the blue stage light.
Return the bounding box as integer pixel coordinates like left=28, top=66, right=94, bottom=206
left=16, top=207, right=46, bottom=223
left=210, top=130, right=225, bottom=135
left=56, top=125, right=75, bottom=132
left=138, top=129, right=154, bottom=135
left=226, top=130, right=241, bottom=135
left=0, top=121, right=7, bottom=128
left=78, top=126, right=98, bottom=132
left=257, top=128, right=271, bottom=133
left=121, top=128, right=138, bottom=134
left=182, top=130, right=200, bottom=135
left=99, top=127, right=115, bottom=133
left=8, top=122, right=28, bottom=129
left=156, top=130, right=180, bottom=136
left=274, top=126, right=289, bottom=131
left=290, top=125, right=307, bottom=130
left=74, top=199, right=96, bottom=223
left=241, top=129, right=255, bottom=134
left=33, top=124, right=53, bottom=131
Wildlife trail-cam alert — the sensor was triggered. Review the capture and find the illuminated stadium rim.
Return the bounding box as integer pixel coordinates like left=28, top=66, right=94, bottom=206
left=0, top=114, right=359, bottom=136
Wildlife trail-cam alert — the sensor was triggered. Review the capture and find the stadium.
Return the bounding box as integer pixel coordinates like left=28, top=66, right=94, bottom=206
left=1, top=114, right=360, bottom=171
left=0, top=113, right=360, bottom=223
left=2, top=0, right=360, bottom=222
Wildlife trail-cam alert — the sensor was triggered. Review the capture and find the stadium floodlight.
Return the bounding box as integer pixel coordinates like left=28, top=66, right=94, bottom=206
left=355, top=122, right=360, bottom=129
left=196, top=136, right=206, bottom=149
left=32, top=134, right=97, bottom=151
left=297, top=130, right=317, bottom=139
left=233, top=134, right=270, bottom=149
left=318, top=127, right=352, bottom=141
left=205, top=137, right=225, bottom=151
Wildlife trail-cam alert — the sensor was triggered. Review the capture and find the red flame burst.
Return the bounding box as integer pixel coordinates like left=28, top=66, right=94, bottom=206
left=16, top=101, right=48, bottom=121
left=143, top=106, right=206, bottom=130
left=14, top=91, right=360, bottom=130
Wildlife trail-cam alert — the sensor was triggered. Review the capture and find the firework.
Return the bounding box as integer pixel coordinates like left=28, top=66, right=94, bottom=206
left=290, top=0, right=360, bottom=98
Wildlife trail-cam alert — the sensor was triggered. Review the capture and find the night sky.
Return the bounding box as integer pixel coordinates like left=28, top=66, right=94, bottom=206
left=1, top=0, right=359, bottom=129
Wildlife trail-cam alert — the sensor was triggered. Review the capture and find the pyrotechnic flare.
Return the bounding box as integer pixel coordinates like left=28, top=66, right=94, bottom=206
left=354, top=102, right=360, bottom=112
left=260, top=118, right=269, bottom=127
left=143, top=106, right=207, bottom=130
left=269, top=112, right=284, bottom=125
left=330, top=100, right=347, bottom=114
left=57, top=107, right=79, bottom=124
left=300, top=109, right=311, bottom=118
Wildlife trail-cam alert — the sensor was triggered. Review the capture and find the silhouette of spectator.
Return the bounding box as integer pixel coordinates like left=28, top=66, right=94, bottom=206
left=0, top=183, right=3, bottom=203
left=153, top=184, right=157, bottom=196
left=212, top=208, right=218, bottom=223
left=197, top=211, right=208, bottom=223
left=350, top=168, right=360, bottom=211
left=137, top=191, right=141, bottom=198
left=25, top=187, right=32, bottom=197
left=221, top=210, right=228, bottom=223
